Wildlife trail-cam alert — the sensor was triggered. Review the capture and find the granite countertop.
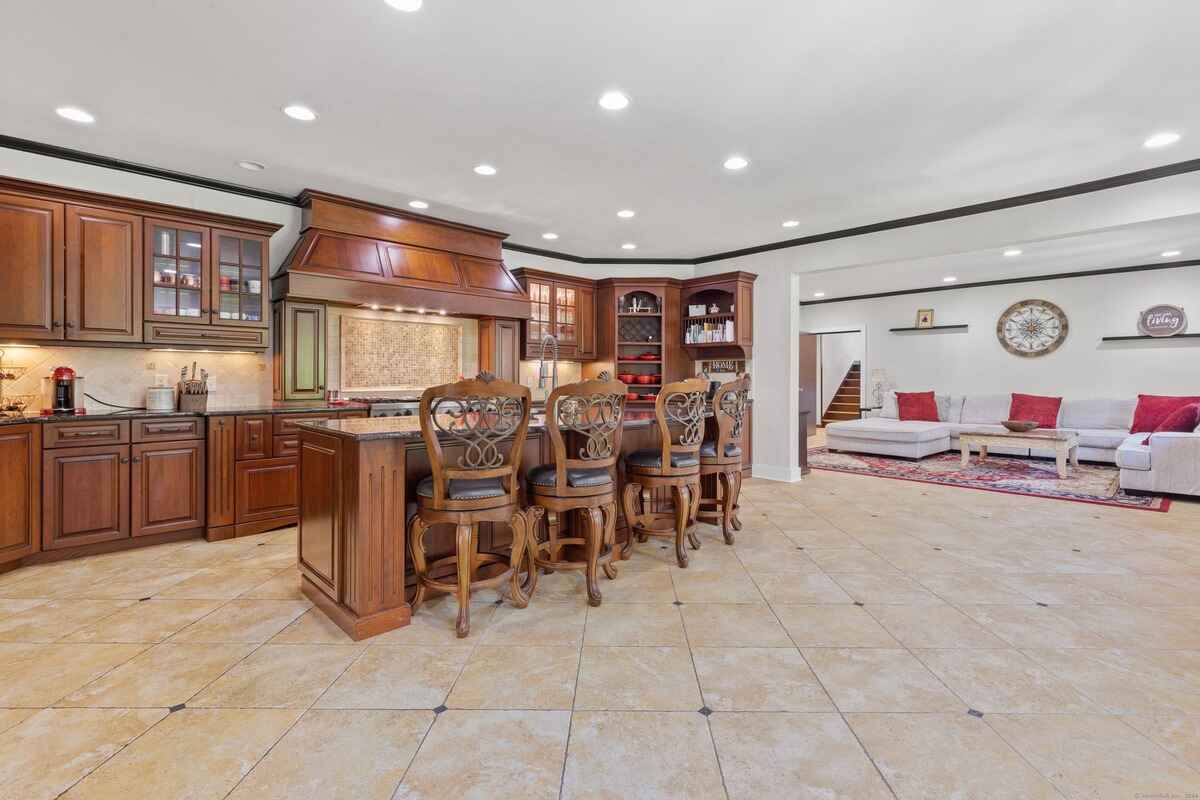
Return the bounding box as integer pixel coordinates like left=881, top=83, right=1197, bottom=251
left=297, top=409, right=691, bottom=442
left=0, top=401, right=368, bottom=426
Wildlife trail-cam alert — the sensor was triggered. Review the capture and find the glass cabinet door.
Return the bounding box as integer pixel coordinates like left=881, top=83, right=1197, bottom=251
left=213, top=231, right=267, bottom=326
left=528, top=281, right=551, bottom=342
left=148, top=221, right=208, bottom=322
left=555, top=285, right=577, bottom=343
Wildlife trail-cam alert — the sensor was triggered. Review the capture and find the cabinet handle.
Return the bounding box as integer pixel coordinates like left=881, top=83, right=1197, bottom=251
left=52, top=321, right=62, bottom=329
left=120, top=457, right=131, bottom=464
left=65, top=321, right=76, bottom=329
left=131, top=457, right=141, bottom=464
left=69, top=430, right=109, bottom=438
left=150, top=424, right=192, bottom=433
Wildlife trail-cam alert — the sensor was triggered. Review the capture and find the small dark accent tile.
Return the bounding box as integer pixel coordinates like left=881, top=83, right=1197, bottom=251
left=139, top=597, right=152, bottom=602
left=967, top=708, right=984, bottom=718
left=673, top=600, right=683, bottom=607
left=433, top=704, right=447, bottom=714
left=796, top=546, right=805, bottom=550
left=698, top=706, right=713, bottom=716
left=494, top=598, right=504, bottom=606
left=169, top=703, right=185, bottom=713
left=854, top=601, right=865, bottom=607
left=933, top=547, right=942, bottom=551
left=1072, top=548, right=1081, bottom=553
left=258, top=542, right=267, bottom=546
left=1036, top=602, right=1048, bottom=607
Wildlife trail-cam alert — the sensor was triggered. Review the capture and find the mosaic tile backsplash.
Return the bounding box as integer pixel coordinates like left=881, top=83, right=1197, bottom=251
left=339, top=316, right=464, bottom=392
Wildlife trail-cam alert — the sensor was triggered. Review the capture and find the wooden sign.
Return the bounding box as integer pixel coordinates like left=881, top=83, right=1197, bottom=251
left=1138, top=305, right=1187, bottom=337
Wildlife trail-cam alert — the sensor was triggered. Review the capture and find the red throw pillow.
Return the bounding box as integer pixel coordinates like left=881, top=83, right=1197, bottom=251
left=1009, top=393, right=1063, bottom=429
left=1143, top=402, right=1200, bottom=445
left=1131, top=395, right=1200, bottom=433
left=896, top=391, right=939, bottom=421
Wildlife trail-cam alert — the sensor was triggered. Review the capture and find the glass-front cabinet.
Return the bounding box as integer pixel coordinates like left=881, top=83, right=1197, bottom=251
left=526, top=280, right=552, bottom=345
left=148, top=221, right=208, bottom=322
left=554, top=285, right=576, bottom=344
left=214, top=230, right=267, bottom=326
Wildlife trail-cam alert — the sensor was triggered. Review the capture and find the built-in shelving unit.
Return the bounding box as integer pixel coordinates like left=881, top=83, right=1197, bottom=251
left=889, top=324, right=969, bottom=332
left=680, top=272, right=755, bottom=360
left=1100, top=333, right=1200, bottom=342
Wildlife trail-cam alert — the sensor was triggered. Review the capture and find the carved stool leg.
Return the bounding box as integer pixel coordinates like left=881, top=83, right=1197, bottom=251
left=718, top=470, right=736, bottom=545
left=601, top=500, right=618, bottom=580
left=584, top=506, right=604, bottom=606
left=672, top=483, right=690, bottom=568
left=638, top=487, right=653, bottom=542
left=408, top=516, right=430, bottom=610
left=729, top=468, right=744, bottom=531
left=520, top=506, right=543, bottom=600
left=621, top=482, right=641, bottom=559
left=545, top=510, right=561, bottom=572
left=686, top=478, right=702, bottom=551
left=508, top=509, right=533, bottom=608
left=454, top=523, right=475, bottom=638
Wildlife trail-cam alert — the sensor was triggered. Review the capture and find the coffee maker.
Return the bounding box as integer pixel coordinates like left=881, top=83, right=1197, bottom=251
left=41, top=367, right=86, bottom=415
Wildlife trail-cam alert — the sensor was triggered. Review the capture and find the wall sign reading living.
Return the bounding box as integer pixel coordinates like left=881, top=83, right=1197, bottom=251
left=1137, top=305, right=1187, bottom=337
left=340, top=316, right=463, bottom=392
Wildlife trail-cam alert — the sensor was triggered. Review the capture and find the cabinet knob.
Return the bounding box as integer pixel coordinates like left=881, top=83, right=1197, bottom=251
left=131, top=457, right=141, bottom=464
left=52, top=321, right=62, bottom=329
left=65, top=321, right=76, bottom=329
left=120, top=457, right=130, bottom=464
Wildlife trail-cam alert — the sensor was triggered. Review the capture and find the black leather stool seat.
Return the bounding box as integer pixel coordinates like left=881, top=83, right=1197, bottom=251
left=625, top=449, right=700, bottom=469
left=416, top=475, right=506, bottom=500
left=700, top=441, right=742, bottom=458
left=527, top=464, right=613, bottom=488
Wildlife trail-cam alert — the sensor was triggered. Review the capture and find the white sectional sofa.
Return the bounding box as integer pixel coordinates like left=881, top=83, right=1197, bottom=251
left=825, top=392, right=1200, bottom=497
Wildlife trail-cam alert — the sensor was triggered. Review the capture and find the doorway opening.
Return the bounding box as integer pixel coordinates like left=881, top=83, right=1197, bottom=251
left=798, top=329, right=865, bottom=432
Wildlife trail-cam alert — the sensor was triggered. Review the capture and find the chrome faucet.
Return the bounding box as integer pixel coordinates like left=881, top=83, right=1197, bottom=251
left=537, top=334, right=559, bottom=391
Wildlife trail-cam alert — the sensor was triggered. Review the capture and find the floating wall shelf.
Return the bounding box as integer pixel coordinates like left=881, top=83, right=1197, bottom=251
left=1100, top=333, right=1200, bottom=342
left=888, top=324, right=969, bottom=333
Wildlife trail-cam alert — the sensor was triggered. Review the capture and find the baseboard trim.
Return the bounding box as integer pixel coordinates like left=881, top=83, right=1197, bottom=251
left=751, top=464, right=805, bottom=483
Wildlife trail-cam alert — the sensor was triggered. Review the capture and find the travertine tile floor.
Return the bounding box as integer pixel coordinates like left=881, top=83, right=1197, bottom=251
left=2, top=469, right=1200, bottom=799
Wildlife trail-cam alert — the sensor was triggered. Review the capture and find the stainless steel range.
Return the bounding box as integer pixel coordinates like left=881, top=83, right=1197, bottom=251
left=348, top=396, right=422, bottom=418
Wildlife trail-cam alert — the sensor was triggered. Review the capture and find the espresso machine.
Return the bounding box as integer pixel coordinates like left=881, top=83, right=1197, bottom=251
left=41, top=366, right=86, bottom=415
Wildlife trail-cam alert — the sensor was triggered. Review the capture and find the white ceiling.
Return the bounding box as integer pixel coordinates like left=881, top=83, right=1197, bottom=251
left=1, top=0, right=1198, bottom=262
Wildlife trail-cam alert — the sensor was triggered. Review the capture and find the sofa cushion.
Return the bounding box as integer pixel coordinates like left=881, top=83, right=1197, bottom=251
left=960, top=394, right=1013, bottom=425
left=1131, top=394, right=1200, bottom=433
left=896, top=391, right=939, bottom=421
left=1010, top=393, right=1063, bottom=429
left=825, top=418, right=949, bottom=443
left=527, top=464, right=613, bottom=488
left=626, top=449, right=700, bottom=469
left=1116, top=435, right=1152, bottom=470
left=700, top=441, right=742, bottom=458
left=881, top=391, right=955, bottom=421
left=1060, top=397, right=1136, bottom=431
left=1066, top=428, right=1131, bottom=451
left=1144, top=403, right=1200, bottom=444
left=417, top=475, right=507, bottom=500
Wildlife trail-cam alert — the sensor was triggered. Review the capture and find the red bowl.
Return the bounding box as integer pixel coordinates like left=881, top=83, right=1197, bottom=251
left=650, top=374, right=662, bottom=383
left=635, top=374, right=654, bottom=384
left=618, top=373, right=636, bottom=383
left=639, top=353, right=658, bottom=360
left=625, top=392, right=639, bottom=401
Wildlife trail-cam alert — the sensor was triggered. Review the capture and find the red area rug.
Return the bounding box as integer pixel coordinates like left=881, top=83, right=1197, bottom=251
left=808, top=447, right=1170, bottom=512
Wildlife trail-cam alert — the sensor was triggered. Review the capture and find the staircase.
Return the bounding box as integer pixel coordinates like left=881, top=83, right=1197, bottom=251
left=822, top=361, right=861, bottom=425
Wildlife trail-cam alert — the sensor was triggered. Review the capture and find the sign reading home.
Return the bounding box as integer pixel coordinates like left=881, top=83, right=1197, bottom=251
left=1137, top=305, right=1188, bottom=337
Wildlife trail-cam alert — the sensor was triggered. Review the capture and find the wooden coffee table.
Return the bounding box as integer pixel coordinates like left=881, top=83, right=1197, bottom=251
left=958, top=429, right=1080, bottom=478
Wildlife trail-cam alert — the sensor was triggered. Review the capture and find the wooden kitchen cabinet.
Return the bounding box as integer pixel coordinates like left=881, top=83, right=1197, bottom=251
left=42, top=444, right=130, bottom=550
left=212, top=230, right=268, bottom=327
left=0, top=192, right=64, bottom=341
left=478, top=317, right=520, bottom=382
left=207, top=416, right=236, bottom=533
left=236, top=457, right=299, bottom=524
left=131, top=440, right=205, bottom=537
left=0, top=424, right=41, bottom=565
left=272, top=301, right=326, bottom=400
left=65, top=204, right=142, bottom=343
left=236, top=415, right=273, bottom=460
left=145, top=219, right=210, bottom=324
left=511, top=269, right=597, bottom=360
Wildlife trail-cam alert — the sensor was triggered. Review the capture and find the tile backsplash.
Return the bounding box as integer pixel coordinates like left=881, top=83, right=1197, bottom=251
left=327, top=308, right=478, bottom=393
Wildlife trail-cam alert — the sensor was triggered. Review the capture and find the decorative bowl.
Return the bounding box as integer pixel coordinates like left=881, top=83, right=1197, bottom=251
left=1002, top=420, right=1039, bottom=432
left=635, top=374, right=655, bottom=385
left=639, top=353, right=658, bottom=360
left=625, top=392, right=640, bottom=401
left=650, top=373, right=662, bottom=383
left=618, top=373, right=636, bottom=384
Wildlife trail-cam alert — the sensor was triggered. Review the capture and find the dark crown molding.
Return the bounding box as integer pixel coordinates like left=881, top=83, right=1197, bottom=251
left=6, top=133, right=1200, bottom=264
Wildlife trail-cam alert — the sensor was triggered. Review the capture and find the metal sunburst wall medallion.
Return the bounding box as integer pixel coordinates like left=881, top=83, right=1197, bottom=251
left=996, top=299, right=1069, bottom=357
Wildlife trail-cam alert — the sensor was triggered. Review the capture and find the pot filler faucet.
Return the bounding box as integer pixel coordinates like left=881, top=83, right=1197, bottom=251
left=537, top=334, right=559, bottom=391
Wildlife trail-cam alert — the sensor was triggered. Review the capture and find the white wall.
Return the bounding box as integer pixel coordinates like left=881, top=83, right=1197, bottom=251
left=820, top=332, right=863, bottom=415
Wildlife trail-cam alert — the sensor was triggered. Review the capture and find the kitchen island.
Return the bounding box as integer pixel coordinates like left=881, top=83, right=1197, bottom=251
left=294, top=407, right=751, bottom=639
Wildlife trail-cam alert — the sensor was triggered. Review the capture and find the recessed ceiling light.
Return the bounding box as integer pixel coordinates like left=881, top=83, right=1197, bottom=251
left=1143, top=131, right=1181, bottom=149
left=395, top=306, right=404, bottom=312
left=723, top=155, right=750, bottom=171
left=782, top=220, right=800, bottom=228
left=369, top=303, right=380, bottom=311
left=621, top=243, right=637, bottom=250
left=474, top=164, right=497, bottom=176
left=1003, top=248, right=1023, bottom=257
left=236, top=160, right=266, bottom=171
left=598, top=90, right=630, bottom=111
left=55, top=106, right=95, bottom=124
left=408, top=200, right=429, bottom=209
left=812, top=291, right=826, bottom=298
left=438, top=309, right=447, bottom=315
left=542, top=232, right=559, bottom=240
left=617, top=209, right=636, bottom=219
left=282, top=104, right=317, bottom=121
left=385, top=0, right=423, bottom=11
left=416, top=307, right=427, bottom=314
left=943, top=276, right=958, bottom=283
left=1161, top=250, right=1182, bottom=257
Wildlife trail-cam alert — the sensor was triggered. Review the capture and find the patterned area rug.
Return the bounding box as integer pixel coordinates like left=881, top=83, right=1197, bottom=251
left=808, top=447, right=1170, bottom=512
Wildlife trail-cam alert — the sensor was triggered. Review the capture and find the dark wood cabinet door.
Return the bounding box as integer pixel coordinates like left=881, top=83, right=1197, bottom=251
left=0, top=192, right=64, bottom=340
left=42, top=444, right=130, bottom=550
left=478, top=317, right=520, bottom=383
left=235, top=415, right=273, bottom=460
left=0, top=424, right=41, bottom=564
left=131, top=440, right=205, bottom=537
left=207, top=416, right=236, bottom=528
left=236, top=457, right=299, bottom=523
left=525, top=280, right=552, bottom=345
left=65, top=205, right=142, bottom=342
left=211, top=229, right=268, bottom=328
left=144, top=219, right=211, bottom=325
left=298, top=433, right=340, bottom=598
left=554, top=284, right=577, bottom=345
left=576, top=285, right=596, bottom=359
left=278, top=301, right=326, bottom=400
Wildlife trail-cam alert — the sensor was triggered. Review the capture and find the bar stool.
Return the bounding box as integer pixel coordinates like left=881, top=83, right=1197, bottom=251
left=620, top=377, right=708, bottom=568
left=698, top=374, right=750, bottom=544
left=408, top=373, right=543, bottom=638
left=526, top=377, right=627, bottom=606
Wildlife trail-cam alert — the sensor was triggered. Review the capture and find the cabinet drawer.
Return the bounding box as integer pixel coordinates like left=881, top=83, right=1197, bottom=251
left=273, top=436, right=300, bottom=458
left=235, top=415, right=273, bottom=460
left=132, top=417, right=203, bottom=442
left=143, top=322, right=269, bottom=350
left=274, top=413, right=334, bottom=435
left=236, top=457, right=299, bottom=524
left=44, top=420, right=130, bottom=448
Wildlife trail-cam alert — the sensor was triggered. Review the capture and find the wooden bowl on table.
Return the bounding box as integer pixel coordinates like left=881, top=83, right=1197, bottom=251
left=1002, top=420, right=1039, bottom=432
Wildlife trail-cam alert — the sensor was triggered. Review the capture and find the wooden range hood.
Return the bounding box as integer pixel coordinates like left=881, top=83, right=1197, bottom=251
left=272, top=190, right=530, bottom=319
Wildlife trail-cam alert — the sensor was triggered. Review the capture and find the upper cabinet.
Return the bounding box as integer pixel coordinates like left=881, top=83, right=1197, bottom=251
left=214, top=230, right=268, bottom=327
left=0, top=192, right=63, bottom=340
left=680, top=271, right=756, bottom=360
left=66, top=205, right=142, bottom=342
left=512, top=269, right=596, bottom=360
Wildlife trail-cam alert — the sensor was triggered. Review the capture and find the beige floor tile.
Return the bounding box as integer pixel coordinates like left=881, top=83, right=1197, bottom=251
left=447, top=645, right=579, bottom=710
left=0, top=708, right=38, bottom=734
left=371, top=598, right=498, bottom=645
left=1073, top=574, right=1200, bottom=606
left=0, top=707, right=166, bottom=800
left=803, top=648, right=965, bottom=712
left=396, top=710, right=570, bottom=800
left=774, top=604, right=898, bottom=647
left=191, top=644, right=366, bottom=708
left=561, top=711, right=725, bottom=800
left=0, top=599, right=136, bottom=642
left=830, top=573, right=945, bottom=605
left=227, top=544, right=297, bottom=571
left=60, top=708, right=302, bottom=799
left=59, top=642, right=256, bottom=708
left=1022, top=648, right=1200, bottom=714
left=848, top=712, right=1062, bottom=800
left=987, top=713, right=1200, bottom=800
left=711, top=712, right=893, bottom=800
left=867, top=604, right=1010, bottom=648
left=916, top=574, right=1032, bottom=604
left=0, top=598, right=50, bottom=617
left=316, top=645, right=471, bottom=709
left=732, top=543, right=822, bottom=573
left=481, top=601, right=586, bottom=646
left=958, top=604, right=1114, bottom=648
left=1055, top=604, right=1200, bottom=649
left=61, top=599, right=223, bottom=643
left=238, top=569, right=306, bottom=600
left=601, top=569, right=677, bottom=602
left=752, top=571, right=854, bottom=604
left=0, top=642, right=145, bottom=707
left=584, top=603, right=685, bottom=646
left=914, top=648, right=1097, bottom=713
left=777, top=528, right=865, bottom=548
left=155, top=568, right=283, bottom=599
left=1122, top=714, right=1200, bottom=766
left=67, top=567, right=200, bottom=599
left=575, top=646, right=701, bottom=711
left=681, top=603, right=792, bottom=646
left=806, top=547, right=903, bottom=574
left=270, top=607, right=364, bottom=644
left=671, top=569, right=762, bottom=602
left=998, top=574, right=1127, bottom=605
left=228, top=709, right=432, bottom=800
left=168, top=599, right=311, bottom=643
left=693, top=647, right=832, bottom=711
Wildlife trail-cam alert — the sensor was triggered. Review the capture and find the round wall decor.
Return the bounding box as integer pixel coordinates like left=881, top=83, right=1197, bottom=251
left=996, top=299, right=1069, bottom=357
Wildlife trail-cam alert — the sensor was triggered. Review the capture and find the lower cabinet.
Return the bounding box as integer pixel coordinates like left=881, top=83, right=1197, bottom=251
left=132, top=440, right=205, bottom=537
left=0, top=424, right=41, bottom=565
left=236, top=457, right=299, bottom=524
left=43, top=444, right=131, bottom=550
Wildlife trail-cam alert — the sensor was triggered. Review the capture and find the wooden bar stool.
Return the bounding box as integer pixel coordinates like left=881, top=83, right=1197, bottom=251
left=698, top=374, right=750, bottom=544
left=526, top=377, right=627, bottom=606
left=620, top=377, right=708, bottom=568
left=408, top=373, right=543, bottom=638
